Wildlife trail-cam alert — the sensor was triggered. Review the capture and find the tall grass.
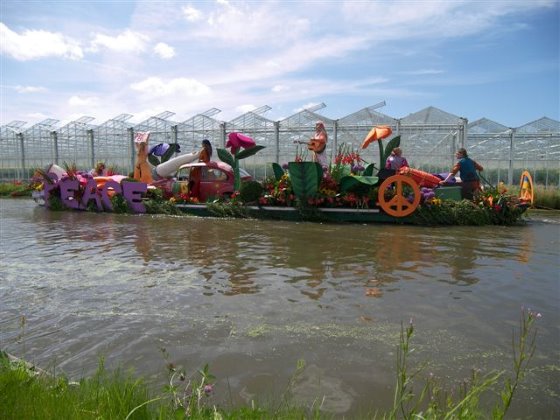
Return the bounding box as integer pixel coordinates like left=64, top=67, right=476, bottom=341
left=0, top=355, right=164, bottom=419
left=1, top=309, right=540, bottom=419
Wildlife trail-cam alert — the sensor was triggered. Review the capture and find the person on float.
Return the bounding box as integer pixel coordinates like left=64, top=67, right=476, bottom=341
left=440, top=148, right=483, bottom=200
left=90, top=161, right=107, bottom=176
left=133, top=132, right=153, bottom=184
left=189, top=139, right=213, bottom=199
left=385, top=147, right=409, bottom=170
left=310, top=121, right=328, bottom=167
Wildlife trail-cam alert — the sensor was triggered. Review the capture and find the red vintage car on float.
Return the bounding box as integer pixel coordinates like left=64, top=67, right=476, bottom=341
left=171, top=161, right=252, bottom=202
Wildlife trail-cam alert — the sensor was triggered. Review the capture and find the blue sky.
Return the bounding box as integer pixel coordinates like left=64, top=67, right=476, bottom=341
left=1, top=0, right=558, bottom=128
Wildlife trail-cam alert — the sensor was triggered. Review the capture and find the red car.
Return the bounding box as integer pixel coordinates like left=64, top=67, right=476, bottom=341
left=172, top=161, right=252, bottom=202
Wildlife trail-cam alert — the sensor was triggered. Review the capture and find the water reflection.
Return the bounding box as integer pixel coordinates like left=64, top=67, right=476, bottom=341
left=2, top=200, right=556, bottom=418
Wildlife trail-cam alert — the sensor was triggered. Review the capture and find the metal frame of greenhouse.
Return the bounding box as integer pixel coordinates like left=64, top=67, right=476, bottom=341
left=1, top=104, right=558, bottom=186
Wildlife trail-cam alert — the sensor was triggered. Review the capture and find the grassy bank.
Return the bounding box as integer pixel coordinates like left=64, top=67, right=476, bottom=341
left=1, top=310, right=541, bottom=419
left=0, top=181, right=33, bottom=197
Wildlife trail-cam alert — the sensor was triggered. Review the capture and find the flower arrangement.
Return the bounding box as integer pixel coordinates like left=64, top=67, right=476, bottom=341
left=259, top=174, right=296, bottom=206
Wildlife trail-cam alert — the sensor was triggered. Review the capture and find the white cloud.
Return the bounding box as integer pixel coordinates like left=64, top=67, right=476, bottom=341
left=15, top=85, right=47, bottom=93
left=0, top=23, right=83, bottom=61
left=182, top=5, right=203, bottom=22
left=68, top=95, right=99, bottom=107
left=340, top=0, right=557, bottom=40
left=199, top=2, right=310, bottom=46
left=272, top=85, right=289, bottom=93
left=235, top=104, right=257, bottom=114
left=399, top=69, right=445, bottom=76
left=130, top=77, right=211, bottom=97
left=89, top=30, right=149, bottom=53
left=153, top=42, right=175, bottom=59
left=26, top=112, right=50, bottom=122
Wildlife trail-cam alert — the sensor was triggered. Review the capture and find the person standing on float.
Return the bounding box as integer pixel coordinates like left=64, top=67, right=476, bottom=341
left=440, top=148, right=483, bottom=200
left=310, top=121, right=328, bottom=167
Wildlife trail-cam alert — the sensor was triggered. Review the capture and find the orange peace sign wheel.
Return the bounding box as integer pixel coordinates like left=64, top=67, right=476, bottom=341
left=378, top=175, right=421, bottom=217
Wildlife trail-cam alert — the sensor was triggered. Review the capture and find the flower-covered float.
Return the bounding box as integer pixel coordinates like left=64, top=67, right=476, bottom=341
left=31, top=127, right=533, bottom=226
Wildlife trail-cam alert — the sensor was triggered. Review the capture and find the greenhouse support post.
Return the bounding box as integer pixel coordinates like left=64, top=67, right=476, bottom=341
left=508, top=128, right=515, bottom=185
left=459, top=117, right=467, bottom=149
left=128, top=127, right=135, bottom=171
left=333, top=120, right=338, bottom=161
left=51, top=131, right=59, bottom=165
left=171, top=125, right=178, bottom=157
left=87, top=129, right=95, bottom=169
left=17, top=132, right=25, bottom=180
left=274, top=121, right=280, bottom=163
left=220, top=122, right=226, bottom=148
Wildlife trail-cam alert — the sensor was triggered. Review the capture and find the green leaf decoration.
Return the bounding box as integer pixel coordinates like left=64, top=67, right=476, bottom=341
left=377, top=140, right=385, bottom=171
left=288, top=162, right=322, bottom=200
left=217, top=148, right=235, bottom=167
left=236, top=145, right=266, bottom=160
left=148, top=154, right=160, bottom=167
left=364, top=163, right=377, bottom=176
left=339, top=175, right=379, bottom=193
left=272, top=162, right=285, bottom=181
left=233, top=159, right=241, bottom=191
left=381, top=135, right=401, bottom=167
left=161, top=143, right=180, bottom=163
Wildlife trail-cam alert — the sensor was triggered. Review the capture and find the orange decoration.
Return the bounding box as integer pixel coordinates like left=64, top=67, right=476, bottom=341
left=398, top=167, right=441, bottom=188
left=377, top=174, right=421, bottom=217
left=519, top=170, right=534, bottom=205
left=361, top=125, right=392, bottom=149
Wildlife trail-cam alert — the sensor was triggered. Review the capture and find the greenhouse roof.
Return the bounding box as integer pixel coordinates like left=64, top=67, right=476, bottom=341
left=177, top=108, right=222, bottom=131
left=5, top=120, right=27, bottom=130
left=228, top=106, right=275, bottom=131
left=22, top=118, right=59, bottom=135
left=58, top=116, right=96, bottom=134
left=134, top=111, right=178, bottom=132
left=338, top=104, right=397, bottom=127
left=401, top=106, right=463, bottom=125
left=280, top=103, right=335, bottom=129
left=468, top=118, right=510, bottom=134
left=516, top=117, right=560, bottom=134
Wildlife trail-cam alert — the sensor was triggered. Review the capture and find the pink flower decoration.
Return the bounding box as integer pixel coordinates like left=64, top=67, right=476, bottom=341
left=226, top=132, right=255, bottom=155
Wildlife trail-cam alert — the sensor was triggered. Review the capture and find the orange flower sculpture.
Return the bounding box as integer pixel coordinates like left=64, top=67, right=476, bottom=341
left=361, top=125, right=394, bottom=170
left=361, top=125, right=392, bottom=149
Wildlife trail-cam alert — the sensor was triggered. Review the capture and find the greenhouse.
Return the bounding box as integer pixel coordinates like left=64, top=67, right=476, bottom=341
left=1, top=104, right=558, bottom=186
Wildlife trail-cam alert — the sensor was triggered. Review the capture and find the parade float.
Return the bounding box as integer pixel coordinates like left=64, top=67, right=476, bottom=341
left=31, top=127, right=533, bottom=226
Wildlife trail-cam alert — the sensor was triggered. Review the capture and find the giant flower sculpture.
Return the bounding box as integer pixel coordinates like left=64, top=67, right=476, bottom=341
left=226, top=132, right=256, bottom=155
left=361, top=125, right=400, bottom=170
left=218, top=132, right=265, bottom=191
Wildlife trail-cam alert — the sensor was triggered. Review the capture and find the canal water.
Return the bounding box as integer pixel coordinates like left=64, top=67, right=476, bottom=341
left=1, top=198, right=558, bottom=417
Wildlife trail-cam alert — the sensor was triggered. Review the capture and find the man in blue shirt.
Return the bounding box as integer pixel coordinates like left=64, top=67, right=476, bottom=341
left=440, top=148, right=484, bottom=199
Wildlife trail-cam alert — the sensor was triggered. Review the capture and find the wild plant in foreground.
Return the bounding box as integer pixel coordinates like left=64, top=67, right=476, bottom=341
left=386, top=308, right=540, bottom=420
left=493, top=307, right=540, bottom=419
left=159, top=347, right=216, bottom=418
